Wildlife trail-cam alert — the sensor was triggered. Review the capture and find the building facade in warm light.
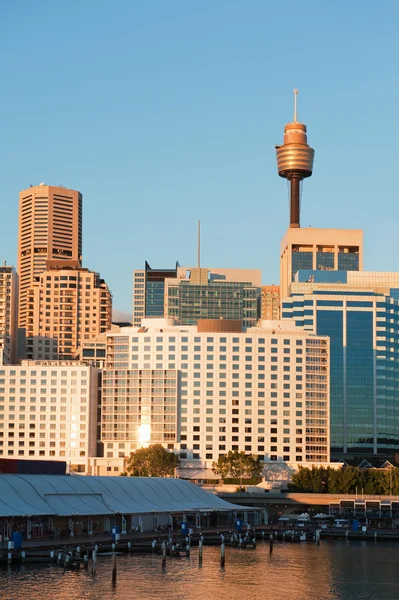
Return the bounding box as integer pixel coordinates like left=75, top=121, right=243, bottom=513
left=280, top=228, right=363, bottom=299
left=102, top=318, right=330, bottom=468
left=25, top=265, right=112, bottom=360
left=261, top=286, right=280, bottom=321
left=75, top=324, right=130, bottom=368
left=0, top=361, right=99, bottom=472
left=164, top=267, right=261, bottom=329
left=0, top=264, right=18, bottom=364
left=18, top=184, right=82, bottom=328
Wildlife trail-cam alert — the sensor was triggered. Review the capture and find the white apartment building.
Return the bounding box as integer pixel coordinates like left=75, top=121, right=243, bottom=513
left=0, top=361, right=99, bottom=473
left=102, top=318, right=330, bottom=471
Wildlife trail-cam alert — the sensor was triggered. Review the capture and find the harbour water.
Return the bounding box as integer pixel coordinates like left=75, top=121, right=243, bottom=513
left=1, top=540, right=398, bottom=600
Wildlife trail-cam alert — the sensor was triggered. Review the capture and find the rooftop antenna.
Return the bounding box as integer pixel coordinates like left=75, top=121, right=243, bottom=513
left=197, top=220, right=201, bottom=268
left=293, top=88, right=298, bottom=122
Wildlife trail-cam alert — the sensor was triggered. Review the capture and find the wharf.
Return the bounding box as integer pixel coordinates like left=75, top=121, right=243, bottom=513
left=320, top=528, right=399, bottom=542
left=0, top=526, right=263, bottom=565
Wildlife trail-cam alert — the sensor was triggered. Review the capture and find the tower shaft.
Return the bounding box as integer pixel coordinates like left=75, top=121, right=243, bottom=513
left=289, top=174, right=302, bottom=228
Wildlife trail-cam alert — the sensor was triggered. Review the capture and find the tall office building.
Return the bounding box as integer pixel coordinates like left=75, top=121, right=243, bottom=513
left=281, top=269, right=399, bottom=461
left=164, top=267, right=261, bottom=329
left=132, top=261, right=179, bottom=327
left=25, top=263, right=112, bottom=360
left=101, top=318, right=330, bottom=471
left=0, top=264, right=18, bottom=364
left=280, top=227, right=363, bottom=298
left=261, top=286, right=280, bottom=321
left=18, top=184, right=82, bottom=328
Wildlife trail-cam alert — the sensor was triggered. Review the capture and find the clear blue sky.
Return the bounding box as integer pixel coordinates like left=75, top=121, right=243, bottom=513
left=1, top=0, right=398, bottom=318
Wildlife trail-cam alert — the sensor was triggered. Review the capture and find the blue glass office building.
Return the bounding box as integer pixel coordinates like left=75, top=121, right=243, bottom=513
left=282, top=270, right=399, bottom=460
left=133, top=262, right=179, bottom=327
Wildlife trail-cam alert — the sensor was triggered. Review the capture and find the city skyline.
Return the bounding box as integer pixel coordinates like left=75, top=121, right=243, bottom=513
left=1, top=1, right=398, bottom=316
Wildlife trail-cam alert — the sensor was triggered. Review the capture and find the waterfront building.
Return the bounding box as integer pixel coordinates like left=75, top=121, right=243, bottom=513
left=17, top=184, right=82, bottom=329
left=0, top=361, right=99, bottom=472
left=132, top=261, right=179, bottom=327
left=0, top=475, right=257, bottom=539
left=25, top=263, right=112, bottom=360
left=280, top=227, right=363, bottom=299
left=164, top=266, right=261, bottom=329
left=261, top=285, right=280, bottom=321
left=101, top=318, right=330, bottom=472
left=281, top=269, right=399, bottom=461
left=0, top=264, right=18, bottom=364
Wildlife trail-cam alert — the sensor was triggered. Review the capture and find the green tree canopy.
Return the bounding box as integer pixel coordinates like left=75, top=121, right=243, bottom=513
left=125, top=444, right=179, bottom=477
left=288, top=465, right=399, bottom=495
left=212, top=450, right=263, bottom=480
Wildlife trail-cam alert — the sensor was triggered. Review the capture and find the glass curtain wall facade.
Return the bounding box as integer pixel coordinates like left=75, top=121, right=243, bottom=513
left=291, top=248, right=359, bottom=282
left=145, top=262, right=178, bottom=317
left=132, top=262, right=178, bottom=327
left=282, top=270, right=399, bottom=460
left=166, top=281, right=259, bottom=329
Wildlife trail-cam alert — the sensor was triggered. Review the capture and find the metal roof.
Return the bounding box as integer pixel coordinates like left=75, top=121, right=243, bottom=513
left=0, top=475, right=247, bottom=518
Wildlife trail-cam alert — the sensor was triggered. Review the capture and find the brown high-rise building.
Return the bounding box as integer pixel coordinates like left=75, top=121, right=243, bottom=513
left=17, top=184, right=82, bottom=328
left=25, top=263, right=112, bottom=361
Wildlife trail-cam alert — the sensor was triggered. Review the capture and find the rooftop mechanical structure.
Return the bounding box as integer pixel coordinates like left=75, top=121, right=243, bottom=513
left=276, top=90, right=315, bottom=228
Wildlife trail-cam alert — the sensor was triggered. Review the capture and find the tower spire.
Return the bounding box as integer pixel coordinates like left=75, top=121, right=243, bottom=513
left=293, top=88, right=298, bottom=123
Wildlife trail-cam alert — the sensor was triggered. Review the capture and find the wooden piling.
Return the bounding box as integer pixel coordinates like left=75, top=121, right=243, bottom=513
left=220, top=542, right=225, bottom=569
left=92, top=549, right=97, bottom=576
left=161, top=541, right=166, bottom=568
left=269, top=534, right=273, bottom=554
left=315, top=529, right=320, bottom=545
left=198, top=539, right=203, bottom=566
left=112, top=553, right=117, bottom=585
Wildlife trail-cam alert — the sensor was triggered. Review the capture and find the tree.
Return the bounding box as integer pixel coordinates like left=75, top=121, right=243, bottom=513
left=125, top=444, right=179, bottom=477
left=212, top=450, right=263, bottom=481
left=288, top=465, right=399, bottom=495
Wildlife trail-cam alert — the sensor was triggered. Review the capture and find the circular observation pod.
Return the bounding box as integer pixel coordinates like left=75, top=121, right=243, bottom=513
left=276, top=144, right=314, bottom=179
